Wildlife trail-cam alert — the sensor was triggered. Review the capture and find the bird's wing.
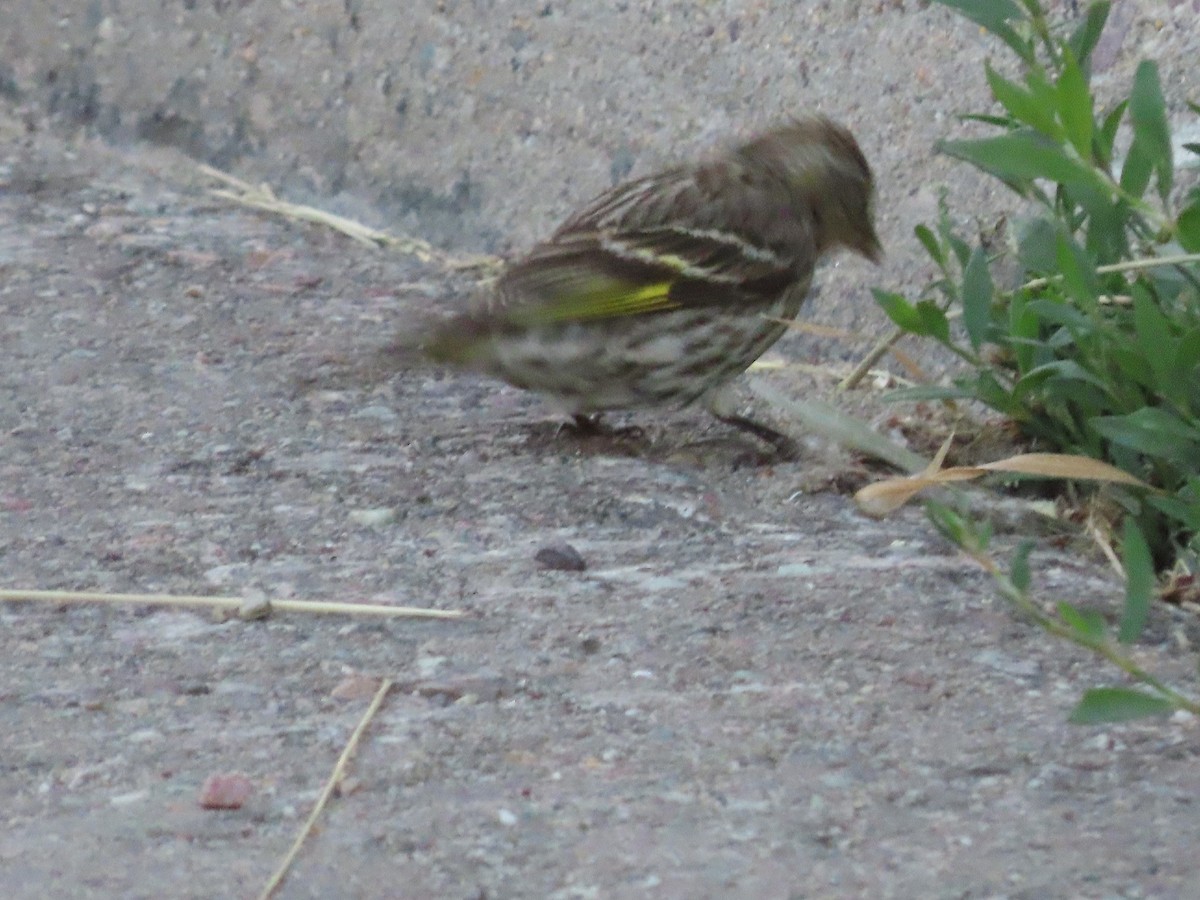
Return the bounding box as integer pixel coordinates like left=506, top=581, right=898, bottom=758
left=496, top=169, right=802, bottom=325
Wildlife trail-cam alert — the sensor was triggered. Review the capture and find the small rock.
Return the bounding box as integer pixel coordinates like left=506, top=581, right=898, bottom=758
left=349, top=507, right=397, bottom=527
left=335, top=776, right=362, bottom=798
left=198, top=773, right=254, bottom=810
left=331, top=675, right=383, bottom=701
left=399, top=671, right=513, bottom=704
left=110, top=790, right=149, bottom=807
left=416, top=655, right=446, bottom=677
left=535, top=543, right=586, bottom=572
left=237, top=596, right=273, bottom=620
left=973, top=649, right=1040, bottom=679
left=353, top=405, right=398, bottom=422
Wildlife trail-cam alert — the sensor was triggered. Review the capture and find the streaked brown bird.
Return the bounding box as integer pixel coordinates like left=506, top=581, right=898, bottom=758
left=425, top=116, right=880, bottom=457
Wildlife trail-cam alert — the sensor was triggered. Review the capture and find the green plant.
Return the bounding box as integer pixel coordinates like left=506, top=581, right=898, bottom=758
left=926, top=499, right=1199, bottom=723
left=874, top=0, right=1200, bottom=569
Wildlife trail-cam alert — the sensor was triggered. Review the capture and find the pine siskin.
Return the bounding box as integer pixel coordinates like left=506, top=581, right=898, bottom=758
left=425, top=116, right=880, bottom=457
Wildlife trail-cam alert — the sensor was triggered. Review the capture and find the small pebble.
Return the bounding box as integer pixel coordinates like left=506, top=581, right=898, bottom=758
left=535, top=543, right=586, bottom=572
left=237, top=596, right=273, bottom=620
left=331, top=675, right=383, bottom=701
left=349, top=507, right=397, bottom=527
left=198, top=773, right=254, bottom=810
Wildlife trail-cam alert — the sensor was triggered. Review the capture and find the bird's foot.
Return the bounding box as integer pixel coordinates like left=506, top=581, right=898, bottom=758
left=528, top=415, right=648, bottom=456
left=567, top=414, right=646, bottom=440
left=568, top=413, right=606, bottom=436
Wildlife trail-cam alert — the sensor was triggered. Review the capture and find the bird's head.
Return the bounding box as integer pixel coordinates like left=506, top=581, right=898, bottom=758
left=741, top=117, right=881, bottom=263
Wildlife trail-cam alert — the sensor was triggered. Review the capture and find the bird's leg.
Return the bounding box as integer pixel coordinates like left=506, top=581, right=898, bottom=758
left=703, top=385, right=799, bottom=461
left=571, top=413, right=607, bottom=435
left=716, top=414, right=801, bottom=462
left=549, top=415, right=600, bottom=442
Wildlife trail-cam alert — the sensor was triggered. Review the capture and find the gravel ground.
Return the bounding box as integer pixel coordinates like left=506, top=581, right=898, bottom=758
left=2, top=2, right=1200, bottom=898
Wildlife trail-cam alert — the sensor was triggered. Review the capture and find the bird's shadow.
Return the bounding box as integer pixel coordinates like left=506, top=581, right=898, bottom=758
left=520, top=418, right=790, bottom=469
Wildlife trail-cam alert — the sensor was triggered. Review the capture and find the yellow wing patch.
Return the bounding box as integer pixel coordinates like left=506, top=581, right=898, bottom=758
left=509, top=276, right=681, bottom=325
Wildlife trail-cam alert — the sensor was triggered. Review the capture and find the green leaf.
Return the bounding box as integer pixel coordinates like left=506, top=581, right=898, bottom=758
left=986, top=63, right=1062, bottom=139
left=933, top=0, right=1035, bottom=64
left=1108, top=346, right=1157, bottom=394
left=1095, top=100, right=1127, bottom=169
left=914, top=224, right=945, bottom=267
left=940, top=132, right=1111, bottom=200
left=1009, top=365, right=1057, bottom=405
left=933, top=0, right=1023, bottom=31
left=961, top=113, right=1020, bottom=128
left=1054, top=232, right=1099, bottom=307
left=1090, top=407, right=1200, bottom=468
left=970, top=369, right=1025, bottom=417
left=916, top=300, right=952, bottom=343
left=1024, top=303, right=1088, bottom=340
left=873, top=289, right=922, bottom=333
left=1021, top=360, right=1109, bottom=390
left=1149, top=480, right=1200, bottom=532
left=1010, top=539, right=1035, bottom=593
left=1177, top=200, right=1200, bottom=253
left=1129, top=60, right=1173, bottom=202
left=1171, top=329, right=1200, bottom=408
left=1067, top=1, right=1111, bottom=70
left=1118, top=519, right=1154, bottom=644
left=1120, top=140, right=1154, bottom=200
left=961, top=246, right=995, bottom=351
left=1132, top=284, right=1176, bottom=393
left=1007, top=292, right=1042, bottom=373
left=1017, top=217, right=1059, bottom=274
left=1056, top=47, right=1094, bottom=159
left=1032, top=62, right=1076, bottom=117
left=1082, top=196, right=1130, bottom=262
left=1057, top=601, right=1107, bottom=642
left=924, top=500, right=971, bottom=547
left=1069, top=687, right=1175, bottom=724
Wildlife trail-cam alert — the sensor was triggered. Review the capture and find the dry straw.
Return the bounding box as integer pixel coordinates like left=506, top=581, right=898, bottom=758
left=258, top=677, right=395, bottom=900
left=0, top=589, right=464, bottom=621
